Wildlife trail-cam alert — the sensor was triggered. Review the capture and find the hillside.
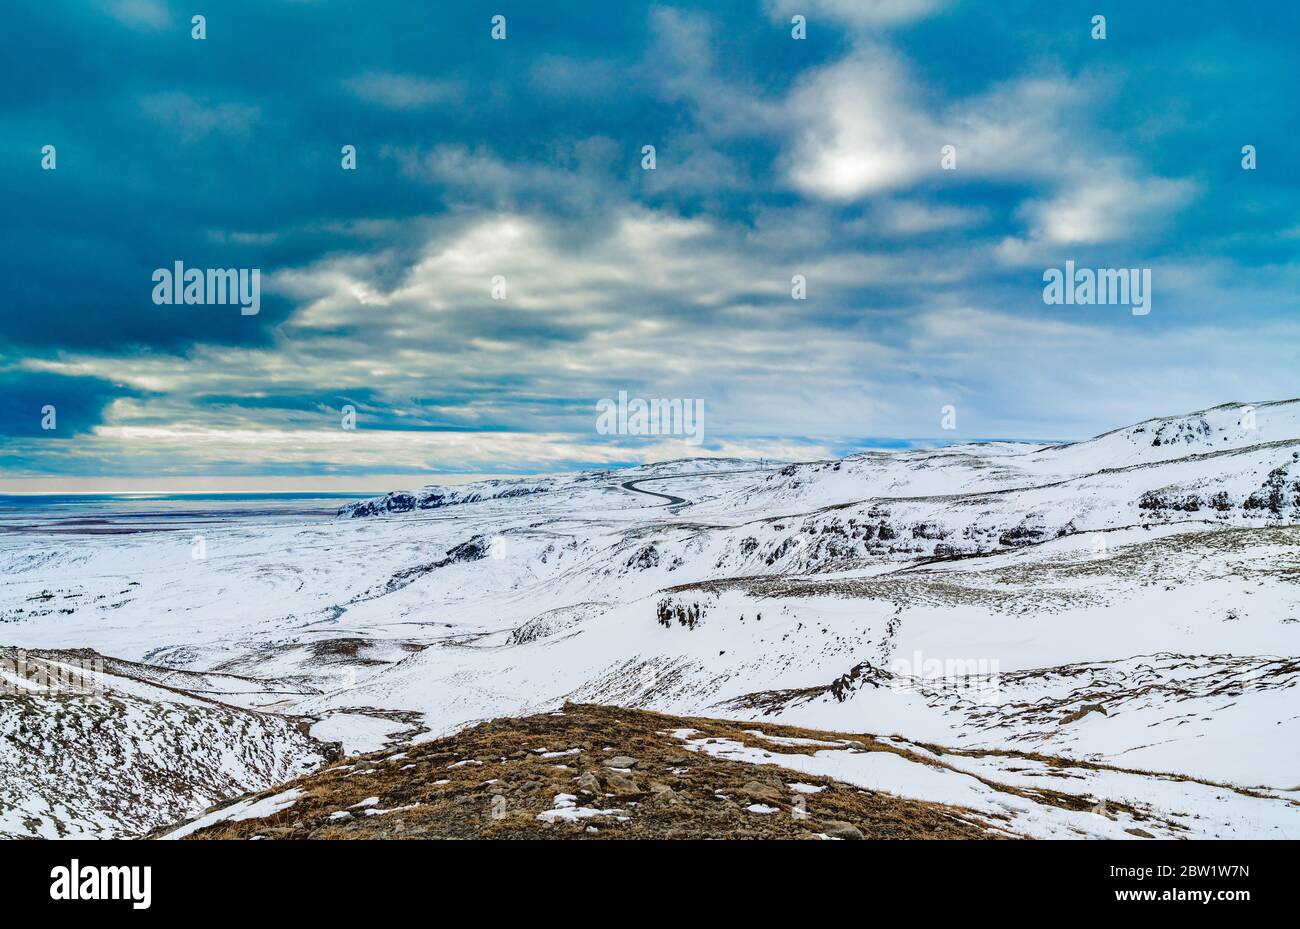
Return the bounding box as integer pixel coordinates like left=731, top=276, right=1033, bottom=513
left=156, top=702, right=1247, bottom=840
left=0, top=647, right=330, bottom=839
left=2, top=399, right=1299, bottom=839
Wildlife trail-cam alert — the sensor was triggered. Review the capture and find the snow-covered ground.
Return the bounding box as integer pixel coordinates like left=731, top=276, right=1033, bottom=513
left=2, top=399, right=1298, bottom=837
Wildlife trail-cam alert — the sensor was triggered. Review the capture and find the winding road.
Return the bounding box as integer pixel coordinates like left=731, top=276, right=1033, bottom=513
left=619, top=479, right=689, bottom=507
left=618, top=467, right=772, bottom=509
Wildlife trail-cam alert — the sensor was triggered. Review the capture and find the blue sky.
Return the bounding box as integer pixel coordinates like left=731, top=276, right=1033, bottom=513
left=2, top=0, right=1297, bottom=490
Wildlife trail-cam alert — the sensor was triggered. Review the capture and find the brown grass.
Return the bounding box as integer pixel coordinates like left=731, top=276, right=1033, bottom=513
left=157, top=703, right=1011, bottom=840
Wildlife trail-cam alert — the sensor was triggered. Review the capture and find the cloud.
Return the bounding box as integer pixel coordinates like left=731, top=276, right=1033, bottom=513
left=785, top=51, right=1052, bottom=199
left=388, top=139, right=626, bottom=216
left=52, top=425, right=833, bottom=473
left=642, top=7, right=787, bottom=139
left=996, top=173, right=1197, bottom=263
left=94, top=0, right=171, bottom=29
left=344, top=72, right=462, bottom=109
left=7, top=180, right=1296, bottom=481
left=140, top=92, right=260, bottom=141
left=868, top=199, right=987, bottom=236
left=0, top=371, right=134, bottom=438
left=3, top=2, right=1295, bottom=488
left=529, top=55, right=621, bottom=100
left=909, top=305, right=1098, bottom=352
left=785, top=51, right=932, bottom=197
left=764, top=0, right=949, bottom=28
left=13, top=204, right=927, bottom=460
left=783, top=48, right=1197, bottom=254
left=901, top=304, right=1300, bottom=438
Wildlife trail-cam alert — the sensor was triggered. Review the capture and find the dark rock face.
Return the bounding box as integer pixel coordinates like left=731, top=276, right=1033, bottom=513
left=828, top=661, right=890, bottom=702
left=339, top=484, right=548, bottom=518
left=1147, top=417, right=1213, bottom=448
left=1243, top=466, right=1300, bottom=515
left=444, top=537, right=490, bottom=564
left=627, top=545, right=660, bottom=570
left=1140, top=461, right=1300, bottom=519
left=656, top=599, right=703, bottom=629
left=998, top=526, right=1045, bottom=547
left=343, top=492, right=419, bottom=517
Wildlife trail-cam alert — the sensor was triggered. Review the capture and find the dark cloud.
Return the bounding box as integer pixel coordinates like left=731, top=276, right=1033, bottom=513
left=1, top=0, right=1297, bottom=483
left=0, top=371, right=135, bottom=437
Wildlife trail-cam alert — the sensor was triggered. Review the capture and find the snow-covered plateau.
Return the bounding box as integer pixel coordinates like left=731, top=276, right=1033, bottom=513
left=2, top=399, right=1298, bottom=838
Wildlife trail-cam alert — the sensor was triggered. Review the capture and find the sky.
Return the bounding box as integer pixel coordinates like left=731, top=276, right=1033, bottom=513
left=1, top=0, right=1297, bottom=492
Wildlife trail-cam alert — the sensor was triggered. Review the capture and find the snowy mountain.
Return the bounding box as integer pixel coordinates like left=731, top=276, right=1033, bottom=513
left=2, top=399, right=1299, bottom=839
left=338, top=478, right=555, bottom=518
left=0, top=647, right=327, bottom=839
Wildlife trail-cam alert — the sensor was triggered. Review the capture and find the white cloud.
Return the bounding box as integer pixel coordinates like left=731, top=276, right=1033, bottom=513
left=345, top=72, right=462, bottom=109
left=95, top=0, right=171, bottom=29
left=140, top=92, right=260, bottom=141
left=783, top=48, right=1197, bottom=252
left=764, top=0, right=949, bottom=28
left=14, top=194, right=1300, bottom=482
left=19, top=203, right=932, bottom=460
left=868, top=199, right=986, bottom=236
left=997, top=173, right=1197, bottom=263
left=0, top=419, right=837, bottom=487
left=642, top=7, right=787, bottom=139
left=909, top=305, right=1099, bottom=351
left=391, top=141, right=620, bottom=212
left=785, top=51, right=933, bottom=198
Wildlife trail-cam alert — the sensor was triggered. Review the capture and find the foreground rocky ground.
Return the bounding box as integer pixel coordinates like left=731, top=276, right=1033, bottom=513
left=154, top=703, right=1010, bottom=839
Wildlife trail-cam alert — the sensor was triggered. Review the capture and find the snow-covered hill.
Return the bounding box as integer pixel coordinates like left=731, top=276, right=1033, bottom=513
left=0, top=647, right=328, bottom=839
left=339, top=478, right=555, bottom=518
left=2, top=399, right=1299, bottom=838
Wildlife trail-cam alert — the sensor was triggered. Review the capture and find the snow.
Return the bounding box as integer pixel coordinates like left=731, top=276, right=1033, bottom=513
left=744, top=730, right=842, bottom=748
left=674, top=731, right=1300, bottom=840
left=3, top=398, right=1299, bottom=838
left=161, top=788, right=303, bottom=840
left=309, top=713, right=408, bottom=755
left=536, top=793, right=625, bottom=823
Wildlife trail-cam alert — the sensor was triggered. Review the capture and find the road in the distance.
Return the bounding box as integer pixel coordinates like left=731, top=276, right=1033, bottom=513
left=619, top=468, right=773, bottom=508
left=619, top=479, right=688, bottom=507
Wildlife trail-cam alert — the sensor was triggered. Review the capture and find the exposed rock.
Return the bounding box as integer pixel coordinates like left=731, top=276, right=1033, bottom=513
left=603, top=772, right=641, bottom=796
left=738, top=781, right=784, bottom=805
left=822, top=820, right=865, bottom=840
